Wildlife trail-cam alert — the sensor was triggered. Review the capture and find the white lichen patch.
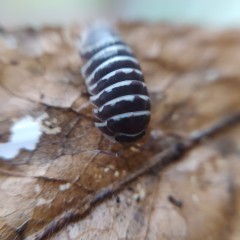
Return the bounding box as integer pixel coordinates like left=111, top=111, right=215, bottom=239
left=114, top=171, right=120, bottom=177
left=59, top=183, right=71, bottom=191
left=132, top=184, right=146, bottom=202
left=0, top=115, right=42, bottom=160
left=103, top=164, right=116, bottom=173
left=130, top=146, right=140, bottom=152
left=104, top=167, right=110, bottom=173
left=150, top=129, right=164, bottom=139
left=94, top=173, right=103, bottom=182
left=40, top=113, right=62, bottom=135
left=36, top=197, right=53, bottom=206
left=0, top=112, right=62, bottom=160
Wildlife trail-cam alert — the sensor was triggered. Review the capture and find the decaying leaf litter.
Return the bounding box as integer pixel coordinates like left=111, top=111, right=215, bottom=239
left=0, top=23, right=240, bottom=240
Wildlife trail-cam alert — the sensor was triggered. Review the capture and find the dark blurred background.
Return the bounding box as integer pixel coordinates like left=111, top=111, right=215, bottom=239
left=1, top=0, right=240, bottom=27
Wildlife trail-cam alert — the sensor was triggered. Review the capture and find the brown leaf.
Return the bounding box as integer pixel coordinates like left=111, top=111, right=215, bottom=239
left=0, top=23, right=240, bottom=240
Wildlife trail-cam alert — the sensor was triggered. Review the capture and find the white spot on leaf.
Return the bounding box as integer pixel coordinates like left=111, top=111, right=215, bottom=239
left=36, top=197, right=53, bottom=206
left=40, top=113, right=62, bottom=134
left=0, top=116, right=42, bottom=160
left=59, top=183, right=71, bottom=191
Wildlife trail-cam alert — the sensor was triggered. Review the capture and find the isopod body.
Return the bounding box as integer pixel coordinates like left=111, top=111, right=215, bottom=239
left=80, top=24, right=151, bottom=142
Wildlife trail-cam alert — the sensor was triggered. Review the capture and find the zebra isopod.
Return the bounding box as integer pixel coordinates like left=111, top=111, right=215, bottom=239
left=80, top=24, right=151, bottom=143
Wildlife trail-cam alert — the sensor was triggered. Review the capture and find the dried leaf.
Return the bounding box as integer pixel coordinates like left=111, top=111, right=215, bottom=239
left=0, top=23, right=239, bottom=240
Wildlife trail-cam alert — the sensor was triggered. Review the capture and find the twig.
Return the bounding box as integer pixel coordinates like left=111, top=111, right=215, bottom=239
left=24, top=111, right=240, bottom=240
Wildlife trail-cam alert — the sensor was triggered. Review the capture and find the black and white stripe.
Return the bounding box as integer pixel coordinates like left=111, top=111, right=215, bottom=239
left=80, top=24, right=151, bottom=142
